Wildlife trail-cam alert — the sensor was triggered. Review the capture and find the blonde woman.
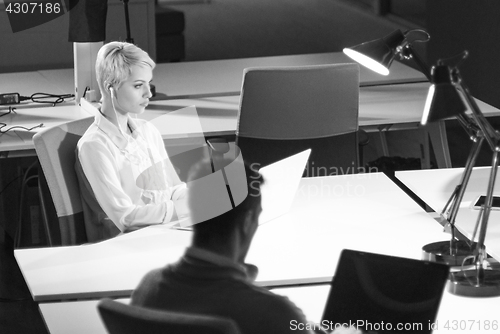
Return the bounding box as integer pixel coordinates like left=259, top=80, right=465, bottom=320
left=76, top=41, right=187, bottom=242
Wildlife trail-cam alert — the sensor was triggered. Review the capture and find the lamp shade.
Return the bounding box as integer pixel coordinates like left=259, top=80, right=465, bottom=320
left=421, top=65, right=467, bottom=125
left=343, top=29, right=406, bottom=75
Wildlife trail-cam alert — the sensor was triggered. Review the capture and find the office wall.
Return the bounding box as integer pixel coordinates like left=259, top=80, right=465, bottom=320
left=0, top=0, right=155, bottom=73
left=168, top=0, right=411, bottom=62
left=0, top=5, right=72, bottom=72
left=426, top=0, right=500, bottom=109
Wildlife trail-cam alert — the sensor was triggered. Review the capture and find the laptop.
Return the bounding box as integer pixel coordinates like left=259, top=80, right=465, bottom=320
left=257, top=149, right=311, bottom=225
left=321, top=249, right=450, bottom=334
left=171, top=148, right=311, bottom=229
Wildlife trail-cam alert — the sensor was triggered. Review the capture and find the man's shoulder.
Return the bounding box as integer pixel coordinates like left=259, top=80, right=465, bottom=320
left=236, top=283, right=305, bottom=316
left=131, top=266, right=171, bottom=304
left=233, top=284, right=313, bottom=333
left=132, top=265, right=314, bottom=334
left=138, top=266, right=166, bottom=284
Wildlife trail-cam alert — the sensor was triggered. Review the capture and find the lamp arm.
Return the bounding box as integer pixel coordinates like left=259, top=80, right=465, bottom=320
left=455, top=77, right=500, bottom=151
left=402, top=44, right=432, bottom=81
left=455, top=80, right=500, bottom=268
left=453, top=70, right=500, bottom=270
left=455, top=113, right=482, bottom=141
left=442, top=136, right=484, bottom=241
left=441, top=68, right=497, bottom=244
left=475, top=151, right=500, bottom=271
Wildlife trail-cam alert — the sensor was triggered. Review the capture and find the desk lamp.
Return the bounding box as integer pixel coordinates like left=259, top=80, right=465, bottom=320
left=343, top=31, right=479, bottom=267
left=343, top=29, right=431, bottom=80
left=419, top=54, right=483, bottom=267
left=422, top=51, right=500, bottom=297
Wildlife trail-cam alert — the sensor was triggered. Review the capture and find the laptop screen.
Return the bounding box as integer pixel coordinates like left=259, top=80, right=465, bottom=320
left=321, top=249, right=450, bottom=334
left=169, top=148, right=311, bottom=229
left=258, top=149, right=311, bottom=225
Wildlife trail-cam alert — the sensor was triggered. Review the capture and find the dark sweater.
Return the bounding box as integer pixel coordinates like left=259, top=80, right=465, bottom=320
left=131, top=247, right=316, bottom=334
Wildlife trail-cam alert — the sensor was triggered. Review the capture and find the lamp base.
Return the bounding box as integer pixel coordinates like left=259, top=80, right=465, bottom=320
left=448, top=268, right=500, bottom=297
left=422, top=240, right=477, bottom=266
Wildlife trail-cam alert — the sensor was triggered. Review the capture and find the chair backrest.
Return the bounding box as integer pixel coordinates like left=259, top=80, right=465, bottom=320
left=98, top=299, right=241, bottom=334
left=33, top=116, right=94, bottom=245
left=236, top=63, right=360, bottom=176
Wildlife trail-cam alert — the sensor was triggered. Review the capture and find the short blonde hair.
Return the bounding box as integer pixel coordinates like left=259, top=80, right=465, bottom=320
left=95, top=41, right=155, bottom=94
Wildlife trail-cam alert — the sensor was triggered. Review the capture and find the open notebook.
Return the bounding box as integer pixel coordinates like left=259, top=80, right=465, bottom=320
left=171, top=149, right=311, bottom=229
left=321, top=249, right=450, bottom=334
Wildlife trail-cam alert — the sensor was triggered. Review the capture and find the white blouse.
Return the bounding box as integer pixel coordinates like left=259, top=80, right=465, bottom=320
left=77, top=112, right=186, bottom=233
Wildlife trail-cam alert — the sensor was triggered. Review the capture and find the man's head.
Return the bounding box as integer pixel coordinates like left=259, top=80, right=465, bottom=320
left=95, top=41, right=155, bottom=98
left=187, top=156, right=264, bottom=259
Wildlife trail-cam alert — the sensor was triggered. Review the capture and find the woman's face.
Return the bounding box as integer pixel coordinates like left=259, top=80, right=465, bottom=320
left=113, top=64, right=153, bottom=116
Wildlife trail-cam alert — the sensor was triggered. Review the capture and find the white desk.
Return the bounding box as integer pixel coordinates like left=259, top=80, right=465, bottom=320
left=151, top=52, right=427, bottom=98
left=143, top=82, right=500, bottom=168
left=3, top=82, right=439, bottom=145
left=39, top=298, right=130, bottom=334
left=0, top=105, right=91, bottom=157
left=0, top=83, right=447, bottom=159
left=38, top=52, right=426, bottom=99
left=15, top=173, right=446, bottom=302
left=38, top=283, right=500, bottom=334
left=3, top=83, right=500, bottom=164
left=15, top=227, right=192, bottom=302
left=8, top=55, right=499, bottom=167
left=0, top=71, right=69, bottom=97
left=145, top=82, right=450, bottom=129
left=272, top=285, right=500, bottom=334
left=396, top=167, right=500, bottom=262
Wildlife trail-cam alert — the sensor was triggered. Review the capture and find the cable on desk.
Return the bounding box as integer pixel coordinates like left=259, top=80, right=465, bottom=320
left=0, top=123, right=44, bottom=134
left=0, top=106, right=16, bottom=117
left=20, top=92, right=75, bottom=106
left=0, top=106, right=44, bottom=134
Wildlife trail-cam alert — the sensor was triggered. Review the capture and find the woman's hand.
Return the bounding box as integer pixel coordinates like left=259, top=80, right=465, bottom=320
left=173, top=197, right=190, bottom=219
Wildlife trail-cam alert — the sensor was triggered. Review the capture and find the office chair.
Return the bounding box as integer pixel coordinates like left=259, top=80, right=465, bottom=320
left=236, top=63, right=362, bottom=177
left=15, top=159, right=46, bottom=248
left=98, top=298, right=241, bottom=334
left=32, top=116, right=94, bottom=246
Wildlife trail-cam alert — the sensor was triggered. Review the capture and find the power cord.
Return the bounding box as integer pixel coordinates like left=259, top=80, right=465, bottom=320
left=0, top=92, right=75, bottom=107
left=0, top=91, right=74, bottom=133
left=0, top=106, right=44, bottom=134
left=22, top=92, right=75, bottom=106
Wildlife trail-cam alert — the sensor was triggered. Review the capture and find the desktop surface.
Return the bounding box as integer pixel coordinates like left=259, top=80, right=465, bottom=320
left=271, top=283, right=500, bottom=334
left=396, top=167, right=500, bottom=261
left=0, top=105, right=91, bottom=154
left=38, top=268, right=500, bottom=334
left=16, top=172, right=447, bottom=302
left=37, top=52, right=426, bottom=100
